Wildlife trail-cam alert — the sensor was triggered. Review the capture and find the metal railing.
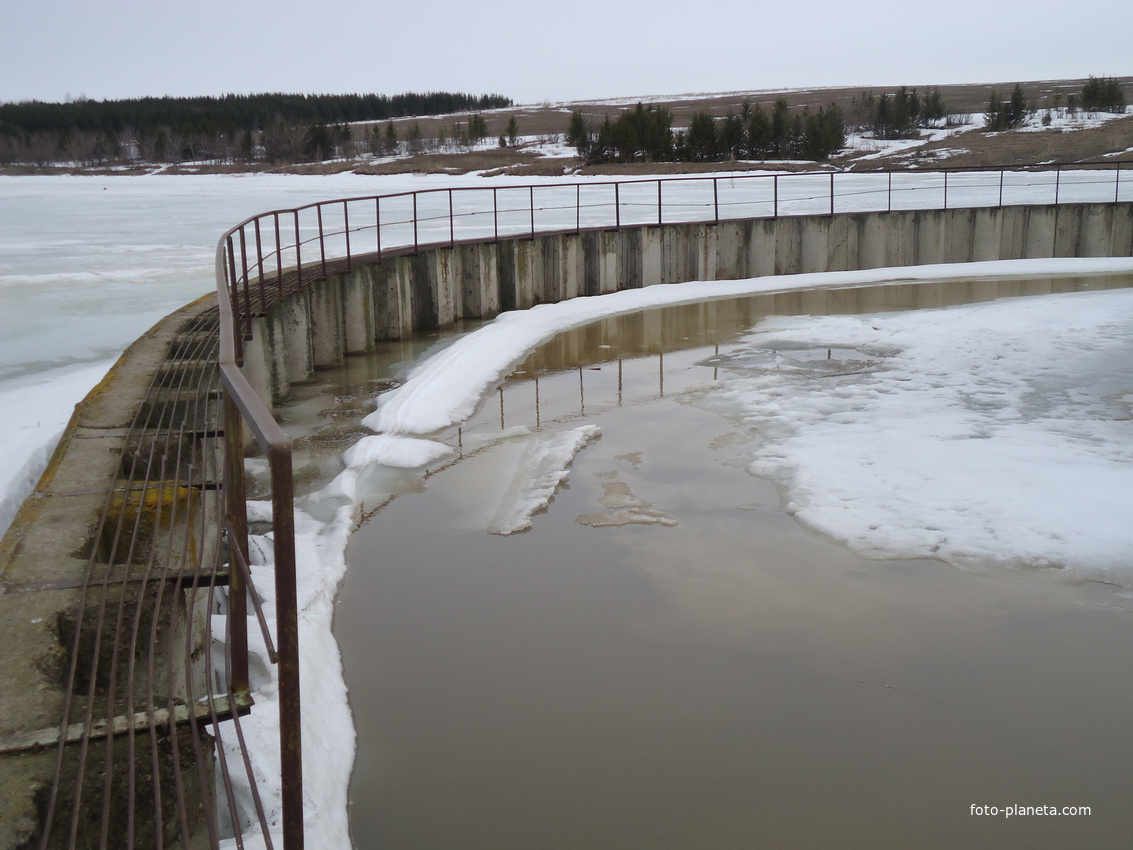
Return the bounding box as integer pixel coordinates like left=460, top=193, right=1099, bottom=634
left=213, top=160, right=1130, bottom=849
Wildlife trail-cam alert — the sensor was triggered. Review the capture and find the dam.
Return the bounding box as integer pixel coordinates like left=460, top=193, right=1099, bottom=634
left=1, top=165, right=1130, bottom=848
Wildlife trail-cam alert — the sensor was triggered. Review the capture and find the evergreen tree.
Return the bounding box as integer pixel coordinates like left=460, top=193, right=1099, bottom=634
left=985, top=90, right=1007, bottom=131
left=684, top=111, right=720, bottom=161
left=565, top=110, right=590, bottom=156
left=719, top=111, right=744, bottom=159
left=1007, top=84, right=1029, bottom=128
left=506, top=115, right=520, bottom=147
left=770, top=98, right=791, bottom=157
left=746, top=104, right=772, bottom=158
left=1081, top=76, right=1126, bottom=113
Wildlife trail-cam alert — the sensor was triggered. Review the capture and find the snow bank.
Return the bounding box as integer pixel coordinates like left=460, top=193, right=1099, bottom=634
left=0, top=360, right=114, bottom=537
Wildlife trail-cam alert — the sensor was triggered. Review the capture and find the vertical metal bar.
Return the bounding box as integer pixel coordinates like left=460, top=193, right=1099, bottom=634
left=413, top=193, right=419, bottom=253
left=449, top=189, right=455, bottom=247
left=344, top=201, right=352, bottom=272
left=829, top=172, right=834, bottom=215
left=576, top=184, right=580, bottom=233
left=774, top=175, right=778, bottom=218
left=254, top=218, right=265, bottom=313
left=657, top=180, right=662, bottom=226
left=1055, top=168, right=1061, bottom=205
left=269, top=445, right=304, bottom=850
left=376, top=197, right=382, bottom=257
left=493, top=188, right=499, bottom=241
left=238, top=228, right=252, bottom=330
left=223, top=392, right=249, bottom=695
left=998, top=170, right=1004, bottom=208
left=1116, top=163, right=1122, bottom=204
left=295, top=211, right=303, bottom=290
left=615, top=183, right=620, bottom=228
left=317, top=204, right=327, bottom=277
left=530, top=186, right=535, bottom=238
left=943, top=171, right=948, bottom=211
left=713, top=177, right=720, bottom=223
left=226, top=236, right=244, bottom=364
left=274, top=213, right=283, bottom=300
left=888, top=172, right=892, bottom=212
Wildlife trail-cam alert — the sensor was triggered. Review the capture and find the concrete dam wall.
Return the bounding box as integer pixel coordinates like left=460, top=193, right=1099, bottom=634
left=240, top=202, right=1133, bottom=405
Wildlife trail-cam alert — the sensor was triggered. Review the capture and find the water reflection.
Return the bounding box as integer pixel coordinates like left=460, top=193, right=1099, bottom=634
left=472, top=273, right=1132, bottom=443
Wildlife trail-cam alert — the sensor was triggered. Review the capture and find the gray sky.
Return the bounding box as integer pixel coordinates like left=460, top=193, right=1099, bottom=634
left=2, top=0, right=1129, bottom=106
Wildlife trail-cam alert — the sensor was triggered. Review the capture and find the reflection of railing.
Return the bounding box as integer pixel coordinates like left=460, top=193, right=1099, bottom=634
left=213, top=162, right=1130, bottom=849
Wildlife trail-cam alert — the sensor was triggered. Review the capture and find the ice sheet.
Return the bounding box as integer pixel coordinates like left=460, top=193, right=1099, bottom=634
left=685, top=287, right=1133, bottom=577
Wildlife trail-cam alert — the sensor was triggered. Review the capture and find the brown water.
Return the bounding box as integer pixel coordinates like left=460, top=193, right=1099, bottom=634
left=308, top=274, right=1133, bottom=849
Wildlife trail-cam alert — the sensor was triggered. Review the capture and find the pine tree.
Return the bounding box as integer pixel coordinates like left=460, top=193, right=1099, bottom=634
left=685, top=111, right=720, bottom=161
left=1007, top=84, right=1029, bottom=128
left=565, top=110, right=590, bottom=156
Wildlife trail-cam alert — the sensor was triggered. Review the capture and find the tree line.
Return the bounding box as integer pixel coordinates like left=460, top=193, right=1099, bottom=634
left=566, top=100, right=847, bottom=164
left=985, top=76, right=1127, bottom=131
left=849, top=87, right=947, bottom=139
left=0, top=91, right=512, bottom=166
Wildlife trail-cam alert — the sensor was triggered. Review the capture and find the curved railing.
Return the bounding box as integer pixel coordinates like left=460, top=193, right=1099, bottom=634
left=219, top=162, right=1129, bottom=346
left=213, top=160, right=1130, bottom=849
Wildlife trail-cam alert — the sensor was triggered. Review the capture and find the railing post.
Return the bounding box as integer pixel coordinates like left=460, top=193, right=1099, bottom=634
left=998, top=170, right=1004, bottom=208
left=449, top=189, right=455, bottom=247
left=657, top=179, right=662, bottom=227
left=269, top=445, right=304, bottom=850
left=223, top=392, right=249, bottom=695
left=943, top=171, right=948, bottom=210
left=376, top=197, right=382, bottom=256
left=316, top=205, right=327, bottom=277
left=238, top=229, right=252, bottom=330
left=226, top=236, right=244, bottom=363
left=887, top=171, right=892, bottom=212
left=413, top=193, right=419, bottom=253
left=1055, top=168, right=1061, bottom=205
left=530, top=185, right=535, bottom=238
left=254, top=218, right=265, bottom=313
left=493, top=188, right=499, bottom=241
left=576, top=184, right=581, bottom=233
left=615, top=182, right=620, bottom=228
left=713, top=177, right=719, bottom=223
left=829, top=172, right=835, bottom=215
left=274, top=213, right=283, bottom=300
left=773, top=175, right=778, bottom=218
left=294, top=211, right=303, bottom=290
left=344, top=201, right=351, bottom=272
left=1116, top=162, right=1122, bottom=204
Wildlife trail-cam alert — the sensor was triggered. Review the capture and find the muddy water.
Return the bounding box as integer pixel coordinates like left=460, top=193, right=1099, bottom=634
left=324, top=273, right=1133, bottom=849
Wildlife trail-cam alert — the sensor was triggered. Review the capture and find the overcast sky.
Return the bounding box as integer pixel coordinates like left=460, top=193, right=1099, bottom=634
left=2, top=0, right=1129, bottom=106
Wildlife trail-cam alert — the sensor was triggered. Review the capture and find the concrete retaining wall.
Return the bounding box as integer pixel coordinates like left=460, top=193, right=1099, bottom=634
left=240, top=203, right=1133, bottom=404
